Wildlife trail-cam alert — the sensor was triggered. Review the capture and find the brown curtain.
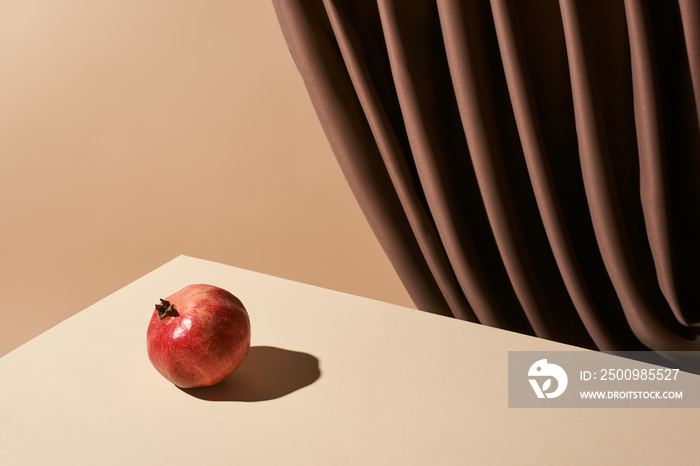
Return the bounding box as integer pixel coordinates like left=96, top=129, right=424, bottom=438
left=272, top=0, right=700, bottom=351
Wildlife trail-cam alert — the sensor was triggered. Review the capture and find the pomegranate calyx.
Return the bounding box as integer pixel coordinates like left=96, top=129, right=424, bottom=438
left=155, top=299, right=178, bottom=319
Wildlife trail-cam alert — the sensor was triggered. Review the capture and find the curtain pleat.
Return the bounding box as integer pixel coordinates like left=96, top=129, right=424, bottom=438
left=559, top=0, right=699, bottom=350
left=322, top=0, right=479, bottom=322
left=488, top=0, right=619, bottom=350
left=626, top=0, right=685, bottom=329
left=273, top=0, right=700, bottom=351
left=272, top=0, right=455, bottom=317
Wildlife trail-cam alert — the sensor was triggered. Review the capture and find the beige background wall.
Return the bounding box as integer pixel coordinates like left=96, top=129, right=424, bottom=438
left=0, top=0, right=414, bottom=357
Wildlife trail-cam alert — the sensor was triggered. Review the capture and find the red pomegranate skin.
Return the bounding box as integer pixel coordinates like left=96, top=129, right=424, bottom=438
left=146, top=284, right=251, bottom=388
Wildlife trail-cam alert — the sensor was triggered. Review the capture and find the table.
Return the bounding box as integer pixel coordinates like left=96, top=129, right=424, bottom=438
left=1, top=255, right=697, bottom=464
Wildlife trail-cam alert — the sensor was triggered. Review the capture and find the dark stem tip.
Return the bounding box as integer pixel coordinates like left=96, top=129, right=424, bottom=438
left=155, top=299, right=177, bottom=319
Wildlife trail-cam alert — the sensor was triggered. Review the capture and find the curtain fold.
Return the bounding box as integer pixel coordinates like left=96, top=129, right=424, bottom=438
left=273, top=0, right=700, bottom=351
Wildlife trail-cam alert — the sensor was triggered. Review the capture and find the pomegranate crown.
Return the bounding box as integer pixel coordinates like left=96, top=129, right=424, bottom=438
left=155, top=299, right=178, bottom=319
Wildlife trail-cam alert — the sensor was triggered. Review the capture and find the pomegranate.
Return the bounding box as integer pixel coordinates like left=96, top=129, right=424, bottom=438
left=146, top=284, right=251, bottom=388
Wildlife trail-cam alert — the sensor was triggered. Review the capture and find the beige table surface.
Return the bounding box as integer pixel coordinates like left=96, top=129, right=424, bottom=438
left=1, top=255, right=697, bottom=465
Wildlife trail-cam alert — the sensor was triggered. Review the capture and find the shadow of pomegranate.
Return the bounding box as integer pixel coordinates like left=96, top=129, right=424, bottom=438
left=180, top=346, right=320, bottom=402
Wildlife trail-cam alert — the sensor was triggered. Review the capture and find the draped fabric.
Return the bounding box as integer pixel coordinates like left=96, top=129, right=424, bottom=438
left=272, top=0, right=700, bottom=351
